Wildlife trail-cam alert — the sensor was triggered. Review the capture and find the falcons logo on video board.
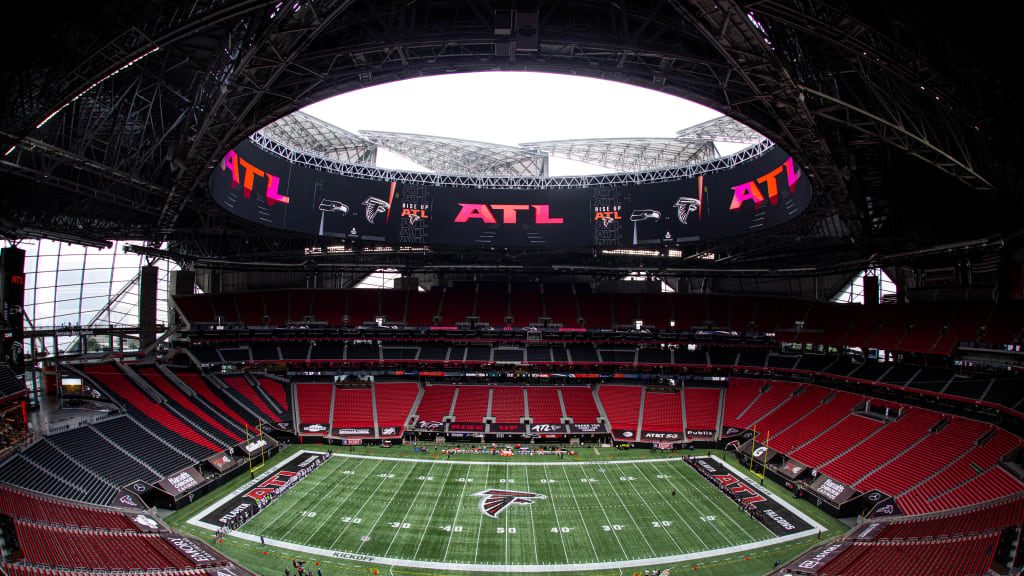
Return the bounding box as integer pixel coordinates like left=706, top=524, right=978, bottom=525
left=473, top=489, right=546, bottom=518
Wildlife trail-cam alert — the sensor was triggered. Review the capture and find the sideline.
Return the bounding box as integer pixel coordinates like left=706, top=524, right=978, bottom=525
left=187, top=451, right=828, bottom=572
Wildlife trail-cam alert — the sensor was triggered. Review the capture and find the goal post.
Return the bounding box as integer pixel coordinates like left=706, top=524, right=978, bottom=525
left=246, top=419, right=267, bottom=474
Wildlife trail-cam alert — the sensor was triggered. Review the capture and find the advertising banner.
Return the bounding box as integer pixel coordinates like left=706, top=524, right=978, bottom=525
left=0, top=247, right=25, bottom=374
left=334, top=427, right=373, bottom=436
left=567, top=423, right=606, bottom=434
left=299, top=423, right=329, bottom=434
left=238, top=437, right=273, bottom=456
left=789, top=542, right=852, bottom=575
left=528, top=423, right=568, bottom=434
left=868, top=496, right=903, bottom=518
left=449, top=422, right=487, bottom=433
left=639, top=430, right=684, bottom=442
left=210, top=141, right=812, bottom=248
left=114, top=489, right=147, bottom=510
left=847, top=521, right=886, bottom=541
left=161, top=536, right=221, bottom=566
left=612, top=429, right=638, bottom=440
left=157, top=467, right=206, bottom=498
left=378, top=425, right=402, bottom=437
left=127, top=512, right=165, bottom=532
left=738, top=440, right=781, bottom=463
left=206, top=452, right=238, bottom=473
left=808, top=474, right=858, bottom=506
left=721, top=427, right=755, bottom=441
left=685, top=428, right=715, bottom=439
left=491, top=423, right=527, bottom=434
left=779, top=459, right=809, bottom=480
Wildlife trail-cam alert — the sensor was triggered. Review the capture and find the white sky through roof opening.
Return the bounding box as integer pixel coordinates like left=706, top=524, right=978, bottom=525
left=303, top=71, right=744, bottom=176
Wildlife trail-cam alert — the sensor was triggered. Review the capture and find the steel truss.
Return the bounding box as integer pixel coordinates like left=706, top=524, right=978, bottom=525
left=0, top=0, right=1008, bottom=267
left=250, top=131, right=774, bottom=189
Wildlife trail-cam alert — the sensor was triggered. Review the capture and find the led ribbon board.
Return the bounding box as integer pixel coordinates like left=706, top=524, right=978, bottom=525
left=210, top=140, right=812, bottom=248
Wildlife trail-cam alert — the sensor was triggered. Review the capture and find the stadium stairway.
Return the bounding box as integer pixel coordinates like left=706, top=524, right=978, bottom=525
left=591, top=384, right=611, bottom=429
left=789, top=409, right=860, bottom=455
left=731, top=380, right=766, bottom=425
left=556, top=389, right=569, bottom=421
left=679, top=388, right=688, bottom=437
left=898, top=438, right=986, bottom=502
left=138, top=378, right=236, bottom=450
left=715, top=388, right=725, bottom=439
left=251, top=375, right=284, bottom=413
left=850, top=421, right=944, bottom=489
left=327, top=384, right=338, bottom=431
left=215, top=375, right=280, bottom=426
left=168, top=369, right=249, bottom=434
left=81, top=421, right=162, bottom=481
left=815, top=416, right=889, bottom=469
left=746, top=383, right=802, bottom=430
left=635, top=387, right=645, bottom=439
left=371, top=381, right=380, bottom=436
left=407, top=383, right=425, bottom=425
left=136, top=366, right=243, bottom=445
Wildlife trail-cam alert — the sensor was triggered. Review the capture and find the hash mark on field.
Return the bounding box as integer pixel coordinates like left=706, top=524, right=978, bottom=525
left=524, top=466, right=539, bottom=564
left=384, top=462, right=435, bottom=557
left=356, top=459, right=418, bottom=553
left=559, top=464, right=609, bottom=561
left=327, top=460, right=402, bottom=549
left=442, top=463, right=472, bottom=562
left=596, top=465, right=657, bottom=556
left=612, top=463, right=686, bottom=554
left=629, top=461, right=710, bottom=549
left=657, top=461, right=764, bottom=541
left=412, top=460, right=455, bottom=560
left=473, top=462, right=493, bottom=562
left=539, top=466, right=571, bottom=563
left=270, top=459, right=364, bottom=543
left=302, top=460, right=385, bottom=546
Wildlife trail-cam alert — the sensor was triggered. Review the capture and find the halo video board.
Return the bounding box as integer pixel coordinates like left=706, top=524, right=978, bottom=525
left=210, top=140, right=812, bottom=248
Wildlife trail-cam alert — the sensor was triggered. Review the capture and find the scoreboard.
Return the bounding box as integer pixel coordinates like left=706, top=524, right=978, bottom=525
left=210, top=140, right=812, bottom=248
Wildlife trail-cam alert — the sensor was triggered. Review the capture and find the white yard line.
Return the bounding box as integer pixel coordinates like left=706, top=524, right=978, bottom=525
left=442, top=464, right=472, bottom=562
left=305, top=460, right=386, bottom=546
left=356, top=460, right=418, bottom=553
left=524, top=466, right=540, bottom=564
left=654, top=460, right=762, bottom=541
left=607, top=463, right=685, bottom=555
left=230, top=527, right=823, bottom=573
left=539, top=465, right=572, bottom=563
left=504, top=463, right=510, bottom=565
left=384, top=462, right=436, bottom=557
left=327, top=461, right=401, bottom=550
left=473, top=463, right=492, bottom=563
left=272, top=459, right=366, bottom=543
left=561, top=463, right=628, bottom=560
left=412, top=461, right=456, bottom=560
left=594, top=465, right=657, bottom=557
left=626, top=461, right=712, bottom=548
left=190, top=452, right=827, bottom=573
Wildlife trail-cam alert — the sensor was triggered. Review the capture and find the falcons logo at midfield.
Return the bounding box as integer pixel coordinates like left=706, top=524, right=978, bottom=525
left=473, top=489, right=546, bottom=518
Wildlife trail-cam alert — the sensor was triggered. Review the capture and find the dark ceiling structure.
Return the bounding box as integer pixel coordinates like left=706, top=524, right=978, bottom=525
left=1, top=0, right=1020, bottom=293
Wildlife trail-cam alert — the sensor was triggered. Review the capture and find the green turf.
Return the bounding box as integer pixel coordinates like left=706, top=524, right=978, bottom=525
left=168, top=444, right=849, bottom=576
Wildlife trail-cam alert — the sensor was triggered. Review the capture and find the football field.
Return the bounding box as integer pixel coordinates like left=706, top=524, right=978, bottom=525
left=195, top=451, right=822, bottom=571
